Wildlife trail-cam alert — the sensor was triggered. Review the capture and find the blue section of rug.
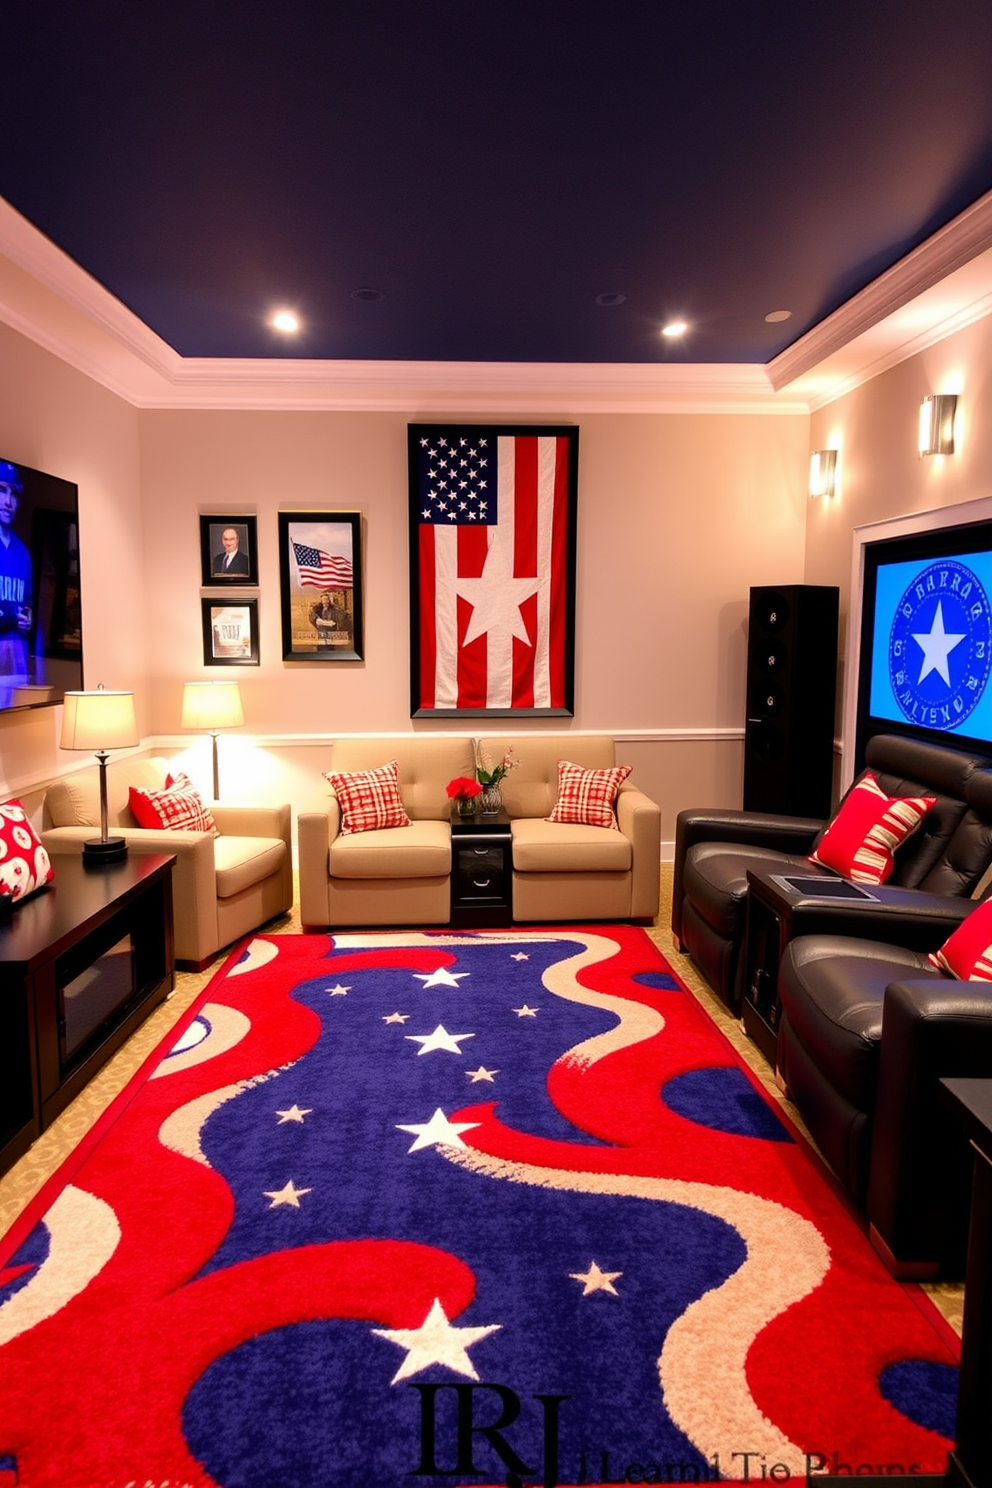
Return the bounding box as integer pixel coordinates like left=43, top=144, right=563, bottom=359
left=661, top=1067, right=792, bottom=1142
left=879, top=1360, right=958, bottom=1442
left=181, top=937, right=748, bottom=1486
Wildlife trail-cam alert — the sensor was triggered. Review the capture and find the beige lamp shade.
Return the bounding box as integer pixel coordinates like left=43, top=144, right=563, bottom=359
left=181, top=680, right=245, bottom=732
left=60, top=689, right=139, bottom=752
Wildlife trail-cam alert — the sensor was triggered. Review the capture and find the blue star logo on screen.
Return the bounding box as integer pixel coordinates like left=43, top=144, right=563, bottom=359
left=888, top=559, right=992, bottom=729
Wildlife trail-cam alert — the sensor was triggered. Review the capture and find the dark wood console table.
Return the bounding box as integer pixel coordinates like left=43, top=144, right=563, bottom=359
left=0, top=853, right=175, bottom=1178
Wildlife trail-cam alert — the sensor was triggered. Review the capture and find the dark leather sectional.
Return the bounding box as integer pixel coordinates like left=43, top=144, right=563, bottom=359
left=672, top=733, right=992, bottom=1276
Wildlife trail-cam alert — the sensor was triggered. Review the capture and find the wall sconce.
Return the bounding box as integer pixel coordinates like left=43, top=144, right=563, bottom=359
left=809, top=449, right=837, bottom=499
left=60, top=686, right=139, bottom=864
left=918, top=394, right=957, bottom=457
left=181, top=680, right=244, bottom=799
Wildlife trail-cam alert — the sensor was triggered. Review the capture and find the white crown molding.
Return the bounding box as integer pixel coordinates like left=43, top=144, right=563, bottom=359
left=768, top=187, right=992, bottom=399
left=3, top=186, right=992, bottom=415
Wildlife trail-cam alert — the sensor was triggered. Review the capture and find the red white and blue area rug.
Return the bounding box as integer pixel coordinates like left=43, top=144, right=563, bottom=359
left=0, top=927, right=960, bottom=1488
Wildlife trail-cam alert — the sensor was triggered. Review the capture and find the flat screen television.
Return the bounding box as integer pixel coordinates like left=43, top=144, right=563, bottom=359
left=0, top=455, right=83, bottom=714
left=854, top=515, right=992, bottom=768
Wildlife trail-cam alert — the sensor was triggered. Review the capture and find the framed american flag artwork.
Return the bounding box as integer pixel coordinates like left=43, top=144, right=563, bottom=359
left=277, top=511, right=364, bottom=662
left=408, top=424, right=578, bottom=717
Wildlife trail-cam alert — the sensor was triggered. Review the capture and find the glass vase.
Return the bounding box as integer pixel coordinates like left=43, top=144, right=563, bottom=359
left=479, top=783, right=502, bottom=816
left=456, top=795, right=478, bottom=818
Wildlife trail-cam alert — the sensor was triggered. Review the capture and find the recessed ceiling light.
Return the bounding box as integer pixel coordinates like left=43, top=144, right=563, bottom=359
left=764, top=309, right=792, bottom=323
left=352, top=287, right=386, bottom=302
left=271, top=309, right=300, bottom=333
left=595, top=292, right=626, bottom=307
left=662, top=321, right=688, bottom=338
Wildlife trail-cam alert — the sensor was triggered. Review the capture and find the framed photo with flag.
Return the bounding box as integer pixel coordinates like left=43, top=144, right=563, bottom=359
left=408, top=424, right=578, bottom=717
left=277, top=511, right=364, bottom=662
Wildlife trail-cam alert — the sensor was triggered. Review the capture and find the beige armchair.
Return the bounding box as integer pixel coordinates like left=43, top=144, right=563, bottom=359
left=481, top=733, right=661, bottom=922
left=41, top=756, right=292, bottom=970
left=298, top=735, right=475, bottom=930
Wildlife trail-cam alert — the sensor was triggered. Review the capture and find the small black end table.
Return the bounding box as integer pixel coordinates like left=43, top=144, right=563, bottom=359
left=740, top=867, right=967, bottom=1067
left=450, top=807, right=513, bottom=928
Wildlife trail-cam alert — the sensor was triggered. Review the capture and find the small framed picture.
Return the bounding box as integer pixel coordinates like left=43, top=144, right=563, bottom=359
left=201, top=598, right=259, bottom=666
left=200, top=515, right=258, bottom=585
left=277, top=511, right=363, bottom=662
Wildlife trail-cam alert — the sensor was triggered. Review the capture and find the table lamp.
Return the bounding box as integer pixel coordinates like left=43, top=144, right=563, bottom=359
left=60, top=686, right=139, bottom=864
left=181, top=680, right=244, bottom=799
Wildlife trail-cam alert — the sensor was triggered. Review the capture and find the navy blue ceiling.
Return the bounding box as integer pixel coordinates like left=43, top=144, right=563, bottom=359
left=2, top=2, right=991, bottom=365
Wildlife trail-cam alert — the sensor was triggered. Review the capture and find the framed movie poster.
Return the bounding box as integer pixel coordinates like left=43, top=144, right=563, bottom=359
left=200, top=515, right=258, bottom=585
left=278, top=511, right=363, bottom=662
left=201, top=598, right=259, bottom=665
left=408, top=424, right=577, bottom=717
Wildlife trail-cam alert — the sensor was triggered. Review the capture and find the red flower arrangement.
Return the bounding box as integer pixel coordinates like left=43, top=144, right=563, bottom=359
left=446, top=776, right=482, bottom=800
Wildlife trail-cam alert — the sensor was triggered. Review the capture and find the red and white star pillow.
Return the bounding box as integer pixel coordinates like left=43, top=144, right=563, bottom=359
left=0, top=799, right=55, bottom=905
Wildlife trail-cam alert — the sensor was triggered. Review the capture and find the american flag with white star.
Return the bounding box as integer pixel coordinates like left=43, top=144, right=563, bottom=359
left=410, top=425, right=576, bottom=715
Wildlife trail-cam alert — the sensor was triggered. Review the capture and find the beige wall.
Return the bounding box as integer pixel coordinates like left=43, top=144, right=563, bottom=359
left=0, top=321, right=145, bottom=793
left=0, top=314, right=816, bottom=847
left=136, top=406, right=809, bottom=841
left=806, top=314, right=992, bottom=775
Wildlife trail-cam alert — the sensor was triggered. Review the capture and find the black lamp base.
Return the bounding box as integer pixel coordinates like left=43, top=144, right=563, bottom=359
left=82, top=836, right=128, bottom=866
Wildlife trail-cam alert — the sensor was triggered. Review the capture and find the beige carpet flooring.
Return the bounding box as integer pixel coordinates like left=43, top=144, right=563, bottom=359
left=0, top=867, right=964, bottom=1336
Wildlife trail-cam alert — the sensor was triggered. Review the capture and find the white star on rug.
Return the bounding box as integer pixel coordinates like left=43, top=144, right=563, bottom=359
left=383, top=1012, right=410, bottom=1024
left=570, top=1261, right=622, bottom=1296
left=397, top=1108, right=481, bottom=1152
left=326, top=983, right=351, bottom=997
left=913, top=600, right=966, bottom=684
left=405, top=1025, right=476, bottom=1056
left=275, top=1105, right=312, bottom=1124
left=264, top=1180, right=312, bottom=1208
left=372, top=1297, right=501, bottom=1383
left=512, top=1004, right=538, bottom=1017
left=413, top=968, right=471, bottom=989
left=510, top=952, right=529, bottom=961
left=466, top=1066, right=498, bottom=1083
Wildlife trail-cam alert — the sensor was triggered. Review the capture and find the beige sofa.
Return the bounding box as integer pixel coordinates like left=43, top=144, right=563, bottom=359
left=298, top=733, right=660, bottom=929
left=42, top=756, right=293, bottom=970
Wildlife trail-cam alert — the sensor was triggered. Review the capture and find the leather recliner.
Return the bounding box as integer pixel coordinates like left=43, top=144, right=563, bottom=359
left=776, top=770, right=992, bottom=1278
left=671, top=733, right=992, bottom=1010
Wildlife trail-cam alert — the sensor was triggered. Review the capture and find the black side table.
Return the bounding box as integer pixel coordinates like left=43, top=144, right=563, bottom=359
left=740, top=868, right=966, bottom=1068
left=450, top=807, right=513, bottom=928
left=941, top=1078, right=992, bottom=1488
left=742, top=870, right=881, bottom=1065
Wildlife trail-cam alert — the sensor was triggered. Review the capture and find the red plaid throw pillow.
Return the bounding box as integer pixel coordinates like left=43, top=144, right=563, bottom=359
left=323, top=760, right=411, bottom=835
left=928, top=899, right=992, bottom=980
left=546, top=760, right=632, bottom=830
left=0, top=798, right=55, bottom=905
left=808, top=772, right=934, bottom=885
left=129, top=773, right=218, bottom=836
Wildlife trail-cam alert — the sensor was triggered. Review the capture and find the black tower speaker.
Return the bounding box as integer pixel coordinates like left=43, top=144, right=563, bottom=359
left=743, top=584, right=839, bottom=819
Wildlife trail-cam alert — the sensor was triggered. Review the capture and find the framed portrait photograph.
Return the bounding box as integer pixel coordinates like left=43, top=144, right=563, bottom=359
left=277, top=511, right=363, bottom=662
left=201, top=597, right=259, bottom=666
left=408, top=424, right=577, bottom=717
left=200, top=515, right=258, bottom=585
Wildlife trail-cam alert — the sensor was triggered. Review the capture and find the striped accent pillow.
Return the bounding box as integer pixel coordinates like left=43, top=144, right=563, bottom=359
left=323, top=760, right=411, bottom=835
left=546, top=760, right=632, bottom=830
left=128, top=774, right=218, bottom=836
left=808, top=772, right=935, bottom=885
left=929, top=900, right=992, bottom=980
